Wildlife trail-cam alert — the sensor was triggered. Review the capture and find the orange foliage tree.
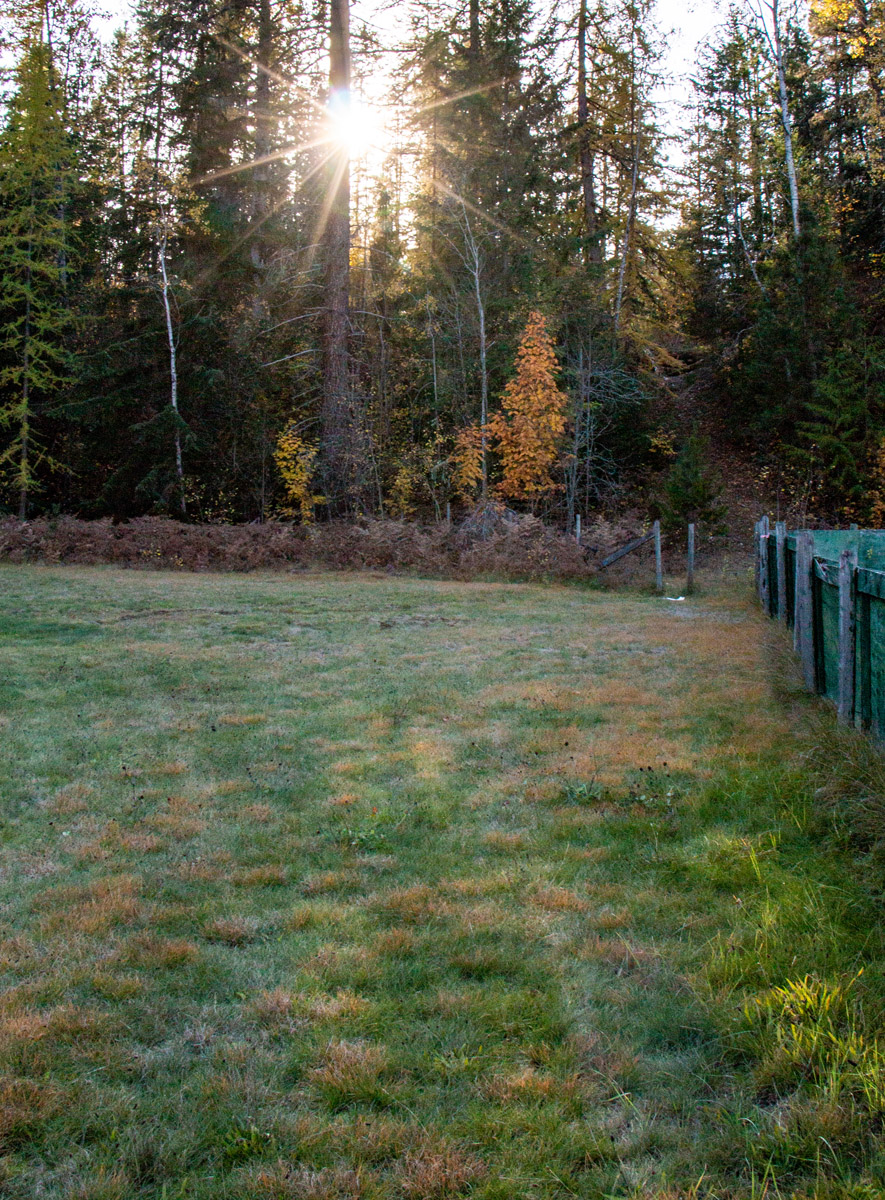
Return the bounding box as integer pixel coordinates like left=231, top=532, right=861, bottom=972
left=488, top=311, right=568, bottom=503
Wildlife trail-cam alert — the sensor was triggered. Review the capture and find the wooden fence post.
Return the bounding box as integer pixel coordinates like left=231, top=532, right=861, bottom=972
left=837, top=547, right=857, bottom=724
left=653, top=520, right=663, bottom=593
left=759, top=515, right=771, bottom=615
left=575, top=513, right=581, bottom=543
left=754, top=520, right=761, bottom=599
left=446, top=501, right=451, bottom=527
left=795, top=530, right=816, bottom=691
left=775, top=521, right=787, bottom=622
left=686, top=523, right=695, bottom=594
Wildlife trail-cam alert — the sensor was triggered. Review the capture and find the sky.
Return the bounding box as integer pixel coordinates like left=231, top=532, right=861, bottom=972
left=93, top=0, right=728, bottom=175
left=96, top=0, right=728, bottom=101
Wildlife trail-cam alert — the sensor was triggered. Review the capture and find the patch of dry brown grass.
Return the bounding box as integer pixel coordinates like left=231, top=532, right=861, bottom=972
left=243, top=802, right=274, bottom=821
left=38, top=874, right=144, bottom=935
left=395, top=1140, right=486, bottom=1199
left=375, top=928, right=418, bottom=956
left=309, top=1039, right=390, bottom=1105
left=47, top=783, right=94, bottom=815
left=373, top=884, right=455, bottom=923
left=148, top=760, right=190, bottom=776
left=483, top=829, right=527, bottom=851
left=202, top=916, right=258, bottom=946
left=0, top=1077, right=61, bottom=1148
left=530, top=886, right=589, bottom=913
left=69, top=1168, right=132, bottom=1200
left=300, top=869, right=359, bottom=896
left=479, top=1065, right=582, bottom=1104
left=119, top=831, right=165, bottom=853
left=304, top=990, right=371, bottom=1020
left=124, top=934, right=201, bottom=968
left=244, top=1163, right=365, bottom=1199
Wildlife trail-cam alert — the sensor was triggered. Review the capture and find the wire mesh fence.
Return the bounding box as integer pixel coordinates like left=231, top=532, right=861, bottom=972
left=755, top=518, right=885, bottom=738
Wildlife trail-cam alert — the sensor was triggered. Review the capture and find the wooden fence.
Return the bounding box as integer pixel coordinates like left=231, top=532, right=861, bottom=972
left=755, top=518, right=885, bottom=736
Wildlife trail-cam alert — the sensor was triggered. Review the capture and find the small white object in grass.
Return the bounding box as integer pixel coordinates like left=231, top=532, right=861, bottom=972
left=665, top=596, right=686, bottom=602
left=61, top=830, right=70, bottom=837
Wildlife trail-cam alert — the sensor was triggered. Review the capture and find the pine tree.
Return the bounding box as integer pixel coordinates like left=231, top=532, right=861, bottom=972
left=0, top=36, right=76, bottom=517
left=661, top=434, right=725, bottom=531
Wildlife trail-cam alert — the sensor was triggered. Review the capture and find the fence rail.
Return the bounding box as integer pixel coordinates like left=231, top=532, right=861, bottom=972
left=755, top=518, right=885, bottom=737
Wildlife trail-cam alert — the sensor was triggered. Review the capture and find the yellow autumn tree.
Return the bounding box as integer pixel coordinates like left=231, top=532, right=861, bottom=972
left=274, top=425, right=324, bottom=522
left=489, top=311, right=568, bottom=503
left=451, top=423, right=485, bottom=501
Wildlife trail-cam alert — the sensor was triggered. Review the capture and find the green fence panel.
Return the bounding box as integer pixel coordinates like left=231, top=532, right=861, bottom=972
left=764, top=528, right=885, bottom=737
left=812, top=559, right=840, bottom=703
left=766, top=536, right=779, bottom=615
left=869, top=594, right=885, bottom=740
left=855, top=569, right=885, bottom=738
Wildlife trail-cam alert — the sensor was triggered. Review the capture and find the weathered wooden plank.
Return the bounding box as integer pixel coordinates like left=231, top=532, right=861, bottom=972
left=857, top=591, right=872, bottom=731
left=759, top=515, right=771, bottom=616
left=599, top=530, right=654, bottom=569
left=856, top=567, right=885, bottom=601
left=654, top=520, right=663, bottom=593
left=686, top=523, right=695, bottom=594
left=795, top=530, right=816, bottom=691
left=775, top=521, right=787, bottom=622
left=838, top=547, right=857, bottom=724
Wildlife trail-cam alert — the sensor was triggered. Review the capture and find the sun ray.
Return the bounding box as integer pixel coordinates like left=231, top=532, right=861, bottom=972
left=304, top=153, right=351, bottom=279
left=430, top=177, right=533, bottom=247
left=213, top=34, right=328, bottom=121
left=189, top=137, right=329, bottom=190
left=411, top=77, right=511, bottom=119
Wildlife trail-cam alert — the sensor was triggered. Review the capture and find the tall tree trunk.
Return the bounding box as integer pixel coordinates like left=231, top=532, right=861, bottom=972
left=614, top=133, right=640, bottom=333
left=321, top=0, right=356, bottom=506
left=251, top=0, right=273, bottom=270
left=460, top=203, right=488, bottom=496
left=469, top=0, right=480, bottom=59
left=767, top=0, right=801, bottom=239
left=577, top=0, right=601, bottom=265
left=159, top=227, right=186, bottom=514
left=19, top=254, right=32, bottom=521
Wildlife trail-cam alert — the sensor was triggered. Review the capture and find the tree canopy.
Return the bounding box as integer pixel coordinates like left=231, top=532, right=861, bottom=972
left=0, top=0, right=881, bottom=523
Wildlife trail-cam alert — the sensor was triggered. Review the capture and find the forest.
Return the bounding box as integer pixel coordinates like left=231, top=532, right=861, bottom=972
left=0, top=0, right=882, bottom=527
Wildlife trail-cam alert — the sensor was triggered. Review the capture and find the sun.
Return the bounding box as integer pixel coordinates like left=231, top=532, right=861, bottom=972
left=327, top=91, right=388, bottom=160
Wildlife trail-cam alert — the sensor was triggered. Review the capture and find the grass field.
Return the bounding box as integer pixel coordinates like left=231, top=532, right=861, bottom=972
left=1, top=566, right=883, bottom=1199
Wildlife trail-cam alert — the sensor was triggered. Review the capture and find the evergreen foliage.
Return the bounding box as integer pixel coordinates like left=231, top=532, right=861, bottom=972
left=0, top=0, right=882, bottom=524
left=661, top=434, right=725, bottom=532
left=0, top=36, right=75, bottom=517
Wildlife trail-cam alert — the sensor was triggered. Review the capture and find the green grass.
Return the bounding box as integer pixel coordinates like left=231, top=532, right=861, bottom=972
left=0, top=565, right=883, bottom=1199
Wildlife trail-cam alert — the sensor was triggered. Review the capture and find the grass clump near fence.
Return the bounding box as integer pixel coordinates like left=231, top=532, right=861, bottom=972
left=1, top=566, right=884, bottom=1198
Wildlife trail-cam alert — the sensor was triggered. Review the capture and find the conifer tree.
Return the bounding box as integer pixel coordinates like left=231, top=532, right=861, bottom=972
left=490, top=311, right=568, bottom=504
left=0, top=35, right=75, bottom=517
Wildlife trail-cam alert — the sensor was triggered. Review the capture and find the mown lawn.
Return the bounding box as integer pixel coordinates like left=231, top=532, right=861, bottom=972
left=0, top=566, right=882, bottom=1199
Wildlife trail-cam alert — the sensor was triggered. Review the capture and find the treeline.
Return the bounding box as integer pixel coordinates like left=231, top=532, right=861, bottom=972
left=0, top=0, right=882, bottom=524
left=680, top=0, right=885, bottom=520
